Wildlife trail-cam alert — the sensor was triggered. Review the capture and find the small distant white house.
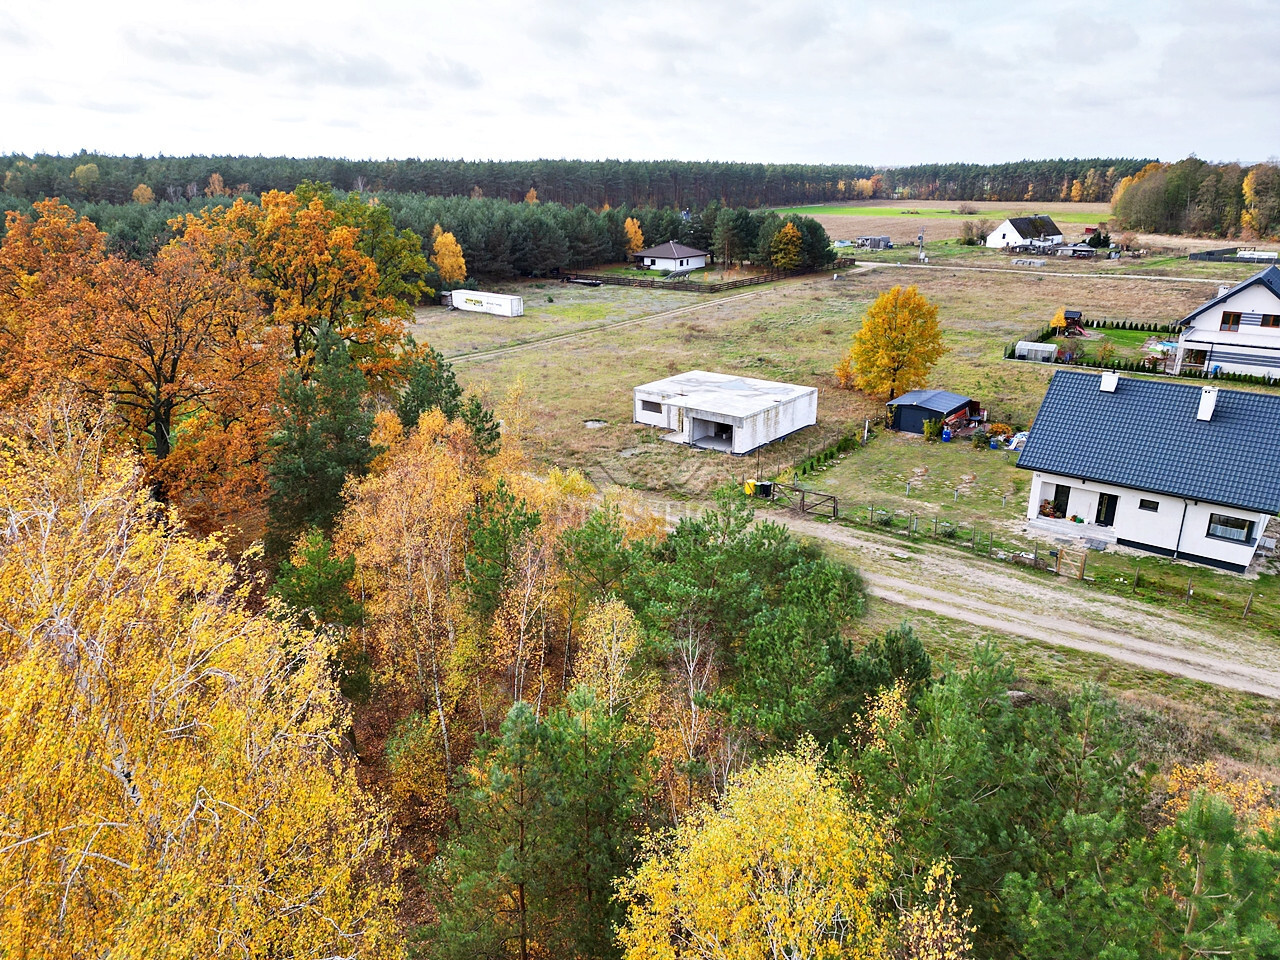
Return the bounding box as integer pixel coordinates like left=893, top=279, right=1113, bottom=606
left=633, top=370, right=817, bottom=455
left=1018, top=370, right=1280, bottom=572
left=1172, top=265, right=1280, bottom=377
left=633, top=241, right=708, bottom=272
left=985, top=215, right=1064, bottom=249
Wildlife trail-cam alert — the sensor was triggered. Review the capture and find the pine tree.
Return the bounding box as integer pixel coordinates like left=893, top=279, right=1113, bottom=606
left=266, top=327, right=375, bottom=556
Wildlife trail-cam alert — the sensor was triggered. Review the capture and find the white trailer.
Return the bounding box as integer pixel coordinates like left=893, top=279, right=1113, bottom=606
left=450, top=290, right=525, bottom=317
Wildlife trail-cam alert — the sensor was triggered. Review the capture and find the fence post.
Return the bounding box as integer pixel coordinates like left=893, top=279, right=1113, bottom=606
left=971, top=527, right=977, bottom=551
left=933, top=516, right=938, bottom=536
left=1079, top=552, right=1086, bottom=580
left=1244, top=592, right=1254, bottom=618
left=1185, top=578, right=1193, bottom=603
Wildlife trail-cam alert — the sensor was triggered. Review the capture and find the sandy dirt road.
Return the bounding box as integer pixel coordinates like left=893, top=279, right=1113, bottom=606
left=775, top=514, right=1280, bottom=699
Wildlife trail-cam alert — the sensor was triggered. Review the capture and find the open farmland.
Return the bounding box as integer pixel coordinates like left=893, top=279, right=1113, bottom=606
left=773, top=199, right=1112, bottom=246
left=420, top=264, right=1222, bottom=497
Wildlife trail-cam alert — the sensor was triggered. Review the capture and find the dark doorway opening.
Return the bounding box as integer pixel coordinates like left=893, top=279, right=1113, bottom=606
left=1052, top=484, right=1070, bottom=518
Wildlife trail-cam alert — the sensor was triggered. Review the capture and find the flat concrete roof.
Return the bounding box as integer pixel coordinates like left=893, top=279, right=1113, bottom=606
left=635, top=370, right=815, bottom=419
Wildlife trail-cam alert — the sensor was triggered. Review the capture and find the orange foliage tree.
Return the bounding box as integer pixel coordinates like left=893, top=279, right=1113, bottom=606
left=173, top=185, right=428, bottom=388
left=0, top=201, right=288, bottom=539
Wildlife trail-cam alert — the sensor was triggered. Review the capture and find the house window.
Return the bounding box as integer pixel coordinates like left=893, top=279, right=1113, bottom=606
left=1220, top=311, right=1242, bottom=331
left=640, top=400, right=662, bottom=414
left=1206, top=513, right=1254, bottom=543
left=1262, top=314, right=1280, bottom=328
left=1139, top=499, right=1159, bottom=512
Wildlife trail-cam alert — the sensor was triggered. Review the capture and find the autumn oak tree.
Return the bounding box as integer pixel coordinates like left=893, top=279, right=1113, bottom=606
left=836, top=285, right=946, bottom=400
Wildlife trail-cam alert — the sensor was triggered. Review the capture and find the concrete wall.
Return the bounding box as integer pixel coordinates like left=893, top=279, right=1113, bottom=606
left=729, top=390, right=818, bottom=454
left=1027, top=470, right=1266, bottom=569
left=633, top=386, right=817, bottom=454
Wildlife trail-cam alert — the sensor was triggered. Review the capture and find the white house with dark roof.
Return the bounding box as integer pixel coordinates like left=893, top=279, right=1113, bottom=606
left=1172, top=265, right=1280, bottom=378
left=1018, top=371, right=1280, bottom=572
left=632, top=241, right=708, bottom=272
left=633, top=370, right=816, bottom=454
left=985, top=215, right=1065, bottom=249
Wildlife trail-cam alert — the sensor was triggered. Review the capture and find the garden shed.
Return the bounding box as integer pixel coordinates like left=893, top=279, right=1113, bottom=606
left=887, top=389, right=981, bottom=434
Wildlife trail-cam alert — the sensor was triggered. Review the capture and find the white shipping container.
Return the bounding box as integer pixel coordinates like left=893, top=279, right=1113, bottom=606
left=450, top=290, right=525, bottom=317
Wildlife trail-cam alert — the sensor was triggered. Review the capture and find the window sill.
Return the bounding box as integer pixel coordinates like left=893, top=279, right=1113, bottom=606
left=1204, top=533, right=1256, bottom=548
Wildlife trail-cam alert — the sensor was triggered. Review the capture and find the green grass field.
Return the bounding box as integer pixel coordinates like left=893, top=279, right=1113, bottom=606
left=774, top=204, right=1108, bottom=224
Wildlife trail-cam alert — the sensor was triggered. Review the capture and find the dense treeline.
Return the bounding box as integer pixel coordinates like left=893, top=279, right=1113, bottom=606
left=1112, top=158, right=1280, bottom=238
left=3, top=190, right=1279, bottom=959
left=2, top=152, right=1153, bottom=208
left=0, top=189, right=837, bottom=277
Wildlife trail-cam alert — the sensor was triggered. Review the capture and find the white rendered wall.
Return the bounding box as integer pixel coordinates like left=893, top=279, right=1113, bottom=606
left=1027, top=470, right=1264, bottom=567
left=1179, top=283, right=1280, bottom=374
left=647, top=255, right=707, bottom=271
left=985, top=221, right=1019, bottom=248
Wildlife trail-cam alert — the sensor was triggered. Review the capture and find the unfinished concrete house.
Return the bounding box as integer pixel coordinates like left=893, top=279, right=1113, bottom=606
left=632, top=370, right=817, bottom=454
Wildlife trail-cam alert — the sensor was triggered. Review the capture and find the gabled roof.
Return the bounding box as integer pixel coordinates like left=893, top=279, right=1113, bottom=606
left=633, top=241, right=708, bottom=259
left=1004, top=215, right=1063, bottom=240
left=1017, top=371, right=1280, bottom=513
left=886, top=389, right=974, bottom=413
left=1176, top=265, right=1280, bottom=327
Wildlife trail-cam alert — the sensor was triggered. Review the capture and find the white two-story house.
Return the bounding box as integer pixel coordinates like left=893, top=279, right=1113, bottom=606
left=1173, top=265, right=1280, bottom=378
left=1018, top=371, right=1280, bottom=573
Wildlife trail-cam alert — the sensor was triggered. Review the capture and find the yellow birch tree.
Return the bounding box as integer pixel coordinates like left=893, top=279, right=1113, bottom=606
left=618, top=742, right=891, bottom=960
left=0, top=402, right=400, bottom=959
left=432, top=227, right=468, bottom=285
left=770, top=221, right=803, bottom=270
left=624, top=216, right=645, bottom=256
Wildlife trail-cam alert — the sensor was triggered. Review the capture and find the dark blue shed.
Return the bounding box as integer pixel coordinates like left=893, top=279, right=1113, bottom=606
left=887, top=389, right=980, bottom=434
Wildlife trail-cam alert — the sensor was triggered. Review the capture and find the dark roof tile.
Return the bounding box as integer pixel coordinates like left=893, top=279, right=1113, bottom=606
left=1017, top=371, right=1280, bottom=513
left=633, top=241, right=709, bottom=259
left=1177, top=265, right=1280, bottom=327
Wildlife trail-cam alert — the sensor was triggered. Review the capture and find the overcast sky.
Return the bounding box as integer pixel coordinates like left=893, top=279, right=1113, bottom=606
left=1, top=0, right=1275, bottom=166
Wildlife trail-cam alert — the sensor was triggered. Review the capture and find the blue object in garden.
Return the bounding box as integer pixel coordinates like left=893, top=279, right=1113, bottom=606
left=941, top=427, right=952, bottom=442
left=989, top=438, right=1000, bottom=449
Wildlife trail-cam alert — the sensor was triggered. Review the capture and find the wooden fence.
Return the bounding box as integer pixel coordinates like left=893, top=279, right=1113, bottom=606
left=562, top=258, right=857, bottom=294
left=768, top=482, right=840, bottom=518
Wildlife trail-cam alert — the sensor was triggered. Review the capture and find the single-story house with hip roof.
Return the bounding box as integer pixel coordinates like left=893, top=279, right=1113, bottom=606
left=985, top=215, right=1065, bottom=249
left=1172, top=265, right=1280, bottom=378
left=887, top=389, right=981, bottom=434
left=633, top=370, right=816, bottom=455
left=1017, top=370, right=1280, bottom=572
left=632, top=241, right=708, bottom=272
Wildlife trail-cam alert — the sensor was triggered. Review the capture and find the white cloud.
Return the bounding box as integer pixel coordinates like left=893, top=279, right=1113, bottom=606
left=0, top=0, right=1273, bottom=164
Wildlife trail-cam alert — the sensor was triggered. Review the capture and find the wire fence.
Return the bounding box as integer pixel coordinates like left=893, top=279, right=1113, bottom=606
left=771, top=497, right=1276, bottom=630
